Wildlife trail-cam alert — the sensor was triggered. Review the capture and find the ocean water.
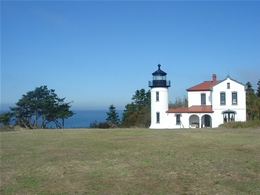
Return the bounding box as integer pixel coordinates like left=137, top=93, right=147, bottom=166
left=63, top=110, right=123, bottom=128
left=0, top=110, right=123, bottom=128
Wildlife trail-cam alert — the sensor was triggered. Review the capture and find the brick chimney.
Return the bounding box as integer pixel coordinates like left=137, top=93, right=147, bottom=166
left=213, top=74, right=217, bottom=82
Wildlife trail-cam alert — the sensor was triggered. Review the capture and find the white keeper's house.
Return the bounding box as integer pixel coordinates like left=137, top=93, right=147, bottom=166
left=149, top=64, right=247, bottom=129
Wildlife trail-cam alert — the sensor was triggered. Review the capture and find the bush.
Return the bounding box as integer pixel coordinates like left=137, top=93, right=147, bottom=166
left=0, top=126, right=15, bottom=132
left=98, top=122, right=110, bottom=129
left=89, top=120, right=110, bottom=129
left=219, top=120, right=260, bottom=128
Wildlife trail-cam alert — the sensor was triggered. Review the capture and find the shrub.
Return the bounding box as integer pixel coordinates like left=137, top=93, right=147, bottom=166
left=98, top=122, right=110, bottom=129
left=89, top=120, right=110, bottom=129
left=219, top=120, right=260, bottom=128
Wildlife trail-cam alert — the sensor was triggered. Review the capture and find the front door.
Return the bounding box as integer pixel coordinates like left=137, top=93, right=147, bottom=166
left=204, top=115, right=211, bottom=127
left=223, top=112, right=236, bottom=123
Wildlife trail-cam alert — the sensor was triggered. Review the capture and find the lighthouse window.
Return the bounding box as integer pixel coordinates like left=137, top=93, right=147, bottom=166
left=156, top=112, right=160, bottom=123
left=156, top=91, right=159, bottom=101
left=153, top=75, right=166, bottom=80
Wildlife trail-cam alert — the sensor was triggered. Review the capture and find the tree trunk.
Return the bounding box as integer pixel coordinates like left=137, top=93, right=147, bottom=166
left=54, top=119, right=62, bottom=129
left=34, top=110, right=37, bottom=127
left=21, top=119, right=30, bottom=129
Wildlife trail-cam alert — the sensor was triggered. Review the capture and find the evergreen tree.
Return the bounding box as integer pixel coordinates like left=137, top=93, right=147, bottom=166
left=246, top=82, right=258, bottom=120
left=10, top=86, right=74, bottom=129
left=121, top=88, right=151, bottom=128
left=256, top=79, right=260, bottom=119
left=0, top=112, right=14, bottom=126
left=257, top=79, right=260, bottom=97
left=106, top=104, right=120, bottom=128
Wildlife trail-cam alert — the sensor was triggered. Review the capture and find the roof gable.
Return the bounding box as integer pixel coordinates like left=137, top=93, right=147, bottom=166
left=186, top=74, right=246, bottom=92
left=210, top=75, right=246, bottom=90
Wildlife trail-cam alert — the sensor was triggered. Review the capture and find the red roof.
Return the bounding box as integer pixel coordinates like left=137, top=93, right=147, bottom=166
left=166, top=105, right=213, bottom=113
left=186, top=81, right=218, bottom=91
left=186, top=74, right=218, bottom=91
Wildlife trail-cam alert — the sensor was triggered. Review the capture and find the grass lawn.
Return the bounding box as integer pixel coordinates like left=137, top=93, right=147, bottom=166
left=1, top=128, right=260, bottom=195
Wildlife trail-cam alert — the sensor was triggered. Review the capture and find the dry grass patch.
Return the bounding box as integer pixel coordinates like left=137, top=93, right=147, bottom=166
left=1, top=128, right=260, bottom=194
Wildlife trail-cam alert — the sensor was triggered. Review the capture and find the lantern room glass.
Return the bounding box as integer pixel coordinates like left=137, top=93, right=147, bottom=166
left=153, top=75, right=166, bottom=80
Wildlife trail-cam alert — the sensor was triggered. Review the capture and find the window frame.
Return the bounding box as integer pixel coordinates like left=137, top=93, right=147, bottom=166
left=175, top=114, right=181, bottom=125
left=227, top=82, right=230, bottom=89
left=201, top=93, right=206, bottom=105
left=156, top=112, right=160, bottom=123
left=232, top=92, right=237, bottom=105
left=220, top=92, right=226, bottom=105
left=156, top=91, right=159, bottom=102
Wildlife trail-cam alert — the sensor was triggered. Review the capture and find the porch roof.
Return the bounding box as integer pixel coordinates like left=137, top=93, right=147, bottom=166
left=166, top=105, right=214, bottom=113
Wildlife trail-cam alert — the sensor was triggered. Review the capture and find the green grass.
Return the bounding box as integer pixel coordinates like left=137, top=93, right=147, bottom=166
left=1, top=128, right=260, bottom=194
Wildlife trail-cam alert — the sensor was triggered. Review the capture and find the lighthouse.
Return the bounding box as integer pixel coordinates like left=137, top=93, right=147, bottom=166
left=149, top=64, right=171, bottom=129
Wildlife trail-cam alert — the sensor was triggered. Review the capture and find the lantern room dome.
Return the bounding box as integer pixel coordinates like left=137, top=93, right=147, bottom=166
left=152, top=64, right=167, bottom=76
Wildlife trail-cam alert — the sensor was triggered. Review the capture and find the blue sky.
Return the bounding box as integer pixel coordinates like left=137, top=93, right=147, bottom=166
left=1, top=1, right=260, bottom=110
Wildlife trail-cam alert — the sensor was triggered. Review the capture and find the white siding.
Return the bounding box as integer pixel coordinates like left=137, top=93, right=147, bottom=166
left=164, top=113, right=190, bottom=129
left=211, top=77, right=246, bottom=126
left=212, top=78, right=246, bottom=110
left=165, top=113, right=214, bottom=129
left=150, top=87, right=169, bottom=129
left=188, top=91, right=212, bottom=107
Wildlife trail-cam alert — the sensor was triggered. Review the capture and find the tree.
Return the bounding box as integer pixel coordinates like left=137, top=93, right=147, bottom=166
left=121, top=89, right=151, bottom=127
left=169, top=96, right=188, bottom=109
left=121, top=103, right=139, bottom=127
left=246, top=82, right=258, bottom=120
left=106, top=104, right=120, bottom=128
left=0, top=112, right=14, bottom=126
left=10, top=86, right=74, bottom=129
left=256, top=79, right=260, bottom=98
left=256, top=79, right=260, bottom=119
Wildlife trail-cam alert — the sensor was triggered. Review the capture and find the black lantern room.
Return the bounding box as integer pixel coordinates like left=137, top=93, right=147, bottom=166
left=149, top=64, right=171, bottom=88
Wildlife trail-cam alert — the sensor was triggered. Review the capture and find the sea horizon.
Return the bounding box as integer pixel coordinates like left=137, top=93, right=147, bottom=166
left=0, top=109, right=124, bottom=128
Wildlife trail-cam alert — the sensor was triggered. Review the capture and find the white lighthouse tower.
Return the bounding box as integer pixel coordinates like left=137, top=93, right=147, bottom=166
left=149, top=64, right=171, bottom=129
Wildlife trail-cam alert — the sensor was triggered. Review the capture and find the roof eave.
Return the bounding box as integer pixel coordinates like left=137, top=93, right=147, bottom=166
left=186, top=89, right=212, bottom=92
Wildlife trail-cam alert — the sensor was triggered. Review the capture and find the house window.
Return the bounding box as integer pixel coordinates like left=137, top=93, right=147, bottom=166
left=227, top=83, right=230, bottom=89
left=156, top=91, right=159, bottom=101
left=201, top=93, right=206, bottom=105
left=220, top=92, right=226, bottom=105
left=176, top=114, right=181, bottom=125
left=156, top=112, right=160, bottom=123
left=232, top=92, right=237, bottom=105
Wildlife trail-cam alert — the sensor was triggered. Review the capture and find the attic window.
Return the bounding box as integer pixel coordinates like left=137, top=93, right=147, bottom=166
left=227, top=83, right=230, bottom=89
